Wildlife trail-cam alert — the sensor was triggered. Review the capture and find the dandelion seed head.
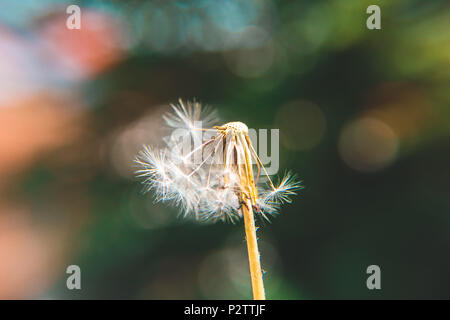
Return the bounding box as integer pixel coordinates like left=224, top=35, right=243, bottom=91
left=135, top=100, right=301, bottom=223
left=220, top=121, right=249, bottom=134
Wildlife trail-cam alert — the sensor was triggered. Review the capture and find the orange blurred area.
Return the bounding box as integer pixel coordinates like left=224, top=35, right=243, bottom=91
left=0, top=93, right=84, bottom=180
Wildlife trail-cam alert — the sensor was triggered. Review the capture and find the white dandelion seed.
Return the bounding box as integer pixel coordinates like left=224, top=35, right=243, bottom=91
left=135, top=99, right=302, bottom=300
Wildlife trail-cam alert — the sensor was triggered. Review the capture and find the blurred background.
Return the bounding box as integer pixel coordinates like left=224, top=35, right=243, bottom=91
left=0, top=0, right=449, bottom=299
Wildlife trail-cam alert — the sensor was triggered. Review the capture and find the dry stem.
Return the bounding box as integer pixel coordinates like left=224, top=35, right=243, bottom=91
left=242, top=199, right=265, bottom=300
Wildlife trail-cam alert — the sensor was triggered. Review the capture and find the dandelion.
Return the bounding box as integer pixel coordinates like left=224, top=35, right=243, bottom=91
left=135, top=99, right=301, bottom=300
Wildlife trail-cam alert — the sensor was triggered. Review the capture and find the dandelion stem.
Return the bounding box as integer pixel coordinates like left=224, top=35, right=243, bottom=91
left=242, top=199, right=265, bottom=300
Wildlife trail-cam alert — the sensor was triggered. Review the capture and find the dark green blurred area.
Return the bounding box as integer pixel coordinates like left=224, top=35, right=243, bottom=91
left=0, top=0, right=449, bottom=299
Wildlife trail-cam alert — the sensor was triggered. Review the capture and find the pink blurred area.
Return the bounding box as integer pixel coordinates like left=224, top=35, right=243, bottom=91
left=0, top=205, right=63, bottom=299
left=0, top=8, right=127, bottom=299
left=37, top=9, right=127, bottom=79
